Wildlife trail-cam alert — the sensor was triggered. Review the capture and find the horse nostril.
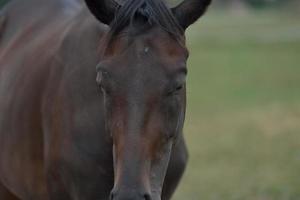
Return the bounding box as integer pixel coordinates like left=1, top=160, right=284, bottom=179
left=144, top=193, right=152, bottom=200
left=109, top=191, right=115, bottom=200
left=110, top=189, right=151, bottom=200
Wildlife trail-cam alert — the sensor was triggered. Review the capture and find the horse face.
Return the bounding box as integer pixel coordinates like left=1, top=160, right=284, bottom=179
left=86, top=0, right=211, bottom=199
left=97, top=27, right=187, bottom=200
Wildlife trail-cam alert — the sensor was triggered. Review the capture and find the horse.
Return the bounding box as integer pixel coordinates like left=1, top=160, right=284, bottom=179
left=0, top=0, right=211, bottom=199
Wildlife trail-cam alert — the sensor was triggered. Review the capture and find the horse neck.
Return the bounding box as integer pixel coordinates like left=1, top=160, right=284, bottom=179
left=58, top=12, right=108, bottom=72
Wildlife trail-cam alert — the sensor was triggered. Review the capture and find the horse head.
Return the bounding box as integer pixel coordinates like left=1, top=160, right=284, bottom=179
left=84, top=0, right=211, bottom=199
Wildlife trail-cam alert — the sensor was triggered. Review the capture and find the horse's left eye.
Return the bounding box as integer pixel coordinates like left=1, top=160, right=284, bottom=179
left=175, top=85, right=183, bottom=92
left=168, top=84, right=184, bottom=96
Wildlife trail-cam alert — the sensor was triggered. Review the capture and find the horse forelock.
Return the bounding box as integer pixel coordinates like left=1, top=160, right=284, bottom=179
left=108, top=0, right=184, bottom=41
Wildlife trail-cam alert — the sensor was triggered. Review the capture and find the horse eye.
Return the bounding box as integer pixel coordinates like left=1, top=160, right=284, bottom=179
left=96, top=69, right=110, bottom=85
left=96, top=72, right=103, bottom=85
left=168, top=84, right=184, bottom=96
left=175, top=85, right=183, bottom=91
left=96, top=71, right=112, bottom=95
left=166, top=132, right=176, bottom=140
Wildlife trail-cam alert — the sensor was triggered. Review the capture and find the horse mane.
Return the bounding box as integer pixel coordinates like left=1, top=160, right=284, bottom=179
left=109, top=0, right=183, bottom=40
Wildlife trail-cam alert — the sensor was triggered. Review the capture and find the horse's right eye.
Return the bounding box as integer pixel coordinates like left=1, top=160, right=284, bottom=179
left=96, top=69, right=110, bottom=85
left=97, top=71, right=112, bottom=95
left=96, top=63, right=110, bottom=85
left=96, top=72, right=103, bottom=86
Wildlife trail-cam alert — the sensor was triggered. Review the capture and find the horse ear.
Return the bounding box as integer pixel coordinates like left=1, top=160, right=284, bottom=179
left=172, top=0, right=212, bottom=30
left=84, top=0, right=119, bottom=25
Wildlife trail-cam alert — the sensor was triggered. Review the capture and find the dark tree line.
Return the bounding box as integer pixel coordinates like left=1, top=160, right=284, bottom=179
left=170, top=0, right=296, bottom=9
left=216, top=0, right=293, bottom=8
left=0, top=0, right=9, bottom=8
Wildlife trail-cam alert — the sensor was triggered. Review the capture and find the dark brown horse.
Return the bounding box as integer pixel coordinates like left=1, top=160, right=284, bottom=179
left=0, top=0, right=211, bottom=199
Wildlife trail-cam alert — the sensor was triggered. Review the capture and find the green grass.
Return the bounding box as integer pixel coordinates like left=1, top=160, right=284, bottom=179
left=173, top=11, right=300, bottom=200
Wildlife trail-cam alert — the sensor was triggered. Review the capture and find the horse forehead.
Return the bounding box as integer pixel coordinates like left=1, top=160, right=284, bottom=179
left=127, top=30, right=186, bottom=71
left=106, top=28, right=187, bottom=82
left=138, top=28, right=186, bottom=56
left=111, top=27, right=186, bottom=58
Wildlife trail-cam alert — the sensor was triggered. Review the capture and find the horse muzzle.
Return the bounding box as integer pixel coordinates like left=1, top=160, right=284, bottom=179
left=110, top=188, right=152, bottom=200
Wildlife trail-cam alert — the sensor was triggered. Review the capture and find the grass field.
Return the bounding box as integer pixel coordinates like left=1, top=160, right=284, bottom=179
left=173, top=11, right=300, bottom=200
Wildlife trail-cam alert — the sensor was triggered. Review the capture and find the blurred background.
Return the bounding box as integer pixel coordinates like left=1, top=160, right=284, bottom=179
left=171, top=0, right=300, bottom=199
left=1, top=0, right=300, bottom=199
left=170, top=0, right=300, bottom=199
